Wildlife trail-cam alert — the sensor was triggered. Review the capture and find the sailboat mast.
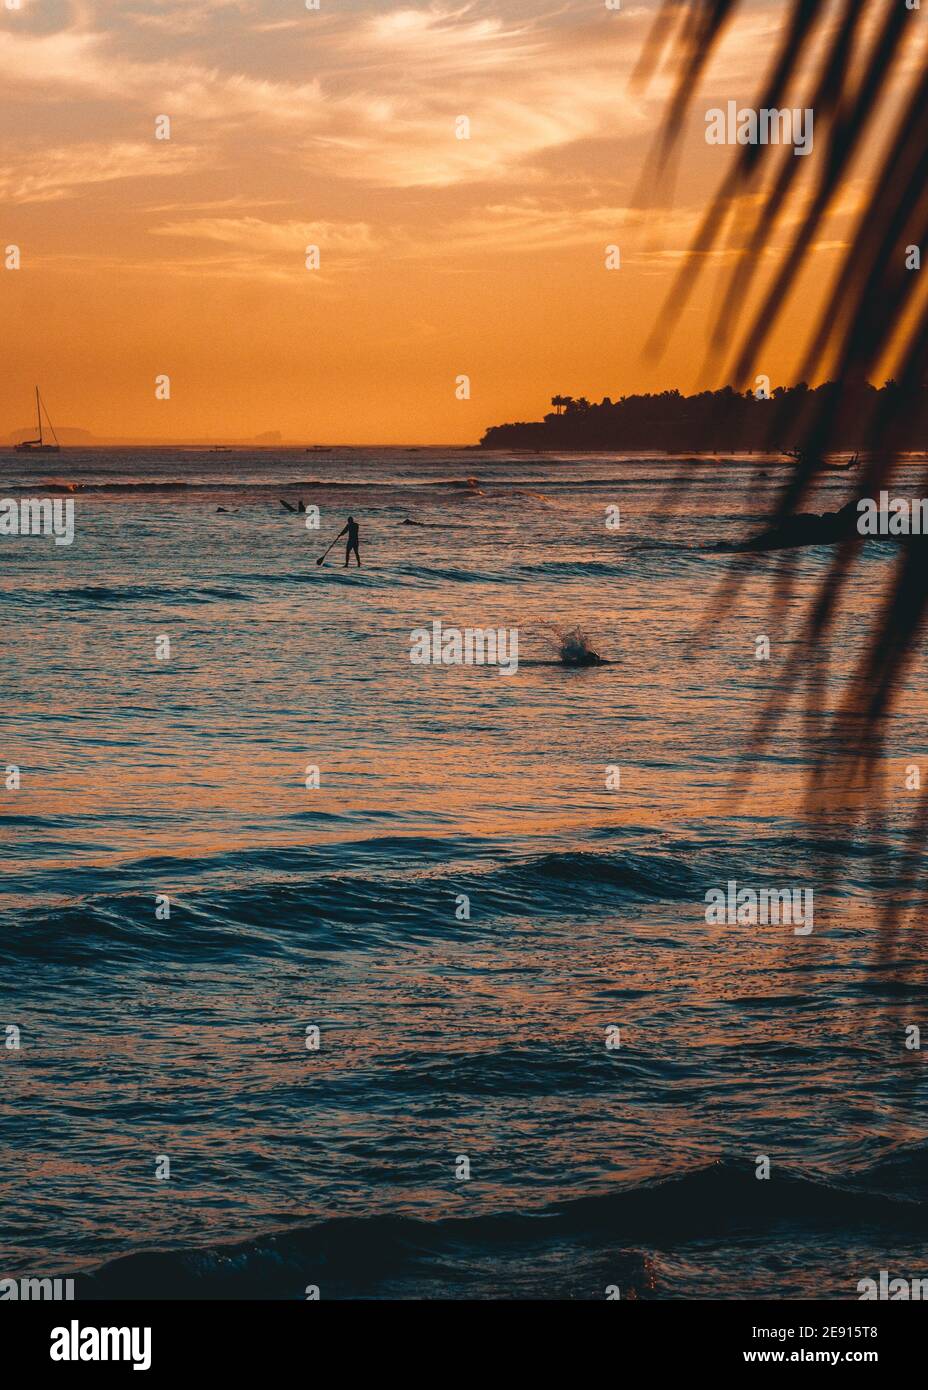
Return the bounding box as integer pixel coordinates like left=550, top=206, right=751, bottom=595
left=36, top=386, right=43, bottom=446
left=43, top=393, right=60, bottom=448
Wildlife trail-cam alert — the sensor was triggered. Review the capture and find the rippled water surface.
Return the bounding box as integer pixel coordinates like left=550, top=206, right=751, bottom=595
left=2, top=447, right=927, bottom=1298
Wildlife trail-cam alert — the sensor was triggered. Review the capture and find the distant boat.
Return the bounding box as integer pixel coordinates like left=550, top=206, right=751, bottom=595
left=14, top=387, right=61, bottom=453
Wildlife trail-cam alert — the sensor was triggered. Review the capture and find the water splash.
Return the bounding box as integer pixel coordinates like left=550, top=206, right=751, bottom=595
left=552, top=625, right=607, bottom=666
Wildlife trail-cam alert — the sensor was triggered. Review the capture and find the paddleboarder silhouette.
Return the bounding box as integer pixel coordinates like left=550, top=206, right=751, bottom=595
left=339, top=516, right=361, bottom=567
left=316, top=516, right=362, bottom=567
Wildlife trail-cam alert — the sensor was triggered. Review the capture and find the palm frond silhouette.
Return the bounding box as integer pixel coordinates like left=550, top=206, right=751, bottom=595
left=641, top=0, right=928, bottom=943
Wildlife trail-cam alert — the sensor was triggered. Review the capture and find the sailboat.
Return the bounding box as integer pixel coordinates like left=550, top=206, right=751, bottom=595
left=14, top=387, right=61, bottom=453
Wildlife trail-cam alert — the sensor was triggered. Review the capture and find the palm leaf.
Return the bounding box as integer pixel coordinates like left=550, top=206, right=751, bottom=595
left=643, top=0, right=928, bottom=946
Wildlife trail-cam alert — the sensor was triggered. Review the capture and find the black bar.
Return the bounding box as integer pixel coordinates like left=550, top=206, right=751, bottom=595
left=3, top=1299, right=922, bottom=1375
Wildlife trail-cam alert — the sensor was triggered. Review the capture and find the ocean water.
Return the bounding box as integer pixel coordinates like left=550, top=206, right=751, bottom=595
left=2, top=447, right=927, bottom=1300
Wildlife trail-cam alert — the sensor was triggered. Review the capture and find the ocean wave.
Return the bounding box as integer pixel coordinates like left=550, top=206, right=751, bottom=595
left=517, top=559, right=620, bottom=579
left=7, top=476, right=511, bottom=495
left=390, top=562, right=504, bottom=584
left=0, top=845, right=704, bottom=964
left=491, top=848, right=699, bottom=898
left=0, top=582, right=251, bottom=607
left=72, top=1156, right=928, bottom=1299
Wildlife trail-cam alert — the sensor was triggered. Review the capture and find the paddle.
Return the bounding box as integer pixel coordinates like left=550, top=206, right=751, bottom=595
left=316, top=532, right=342, bottom=565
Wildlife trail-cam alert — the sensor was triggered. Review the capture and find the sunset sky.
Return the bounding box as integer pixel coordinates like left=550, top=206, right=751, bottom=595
left=1, top=0, right=924, bottom=445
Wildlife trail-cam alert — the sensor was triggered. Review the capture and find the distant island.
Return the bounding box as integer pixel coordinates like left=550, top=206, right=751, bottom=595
left=479, top=380, right=928, bottom=452
left=2, top=426, right=286, bottom=449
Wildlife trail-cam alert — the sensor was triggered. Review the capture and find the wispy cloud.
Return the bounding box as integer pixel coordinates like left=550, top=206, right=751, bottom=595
left=0, top=142, right=203, bottom=203
left=0, top=2, right=656, bottom=192
left=150, top=215, right=378, bottom=278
